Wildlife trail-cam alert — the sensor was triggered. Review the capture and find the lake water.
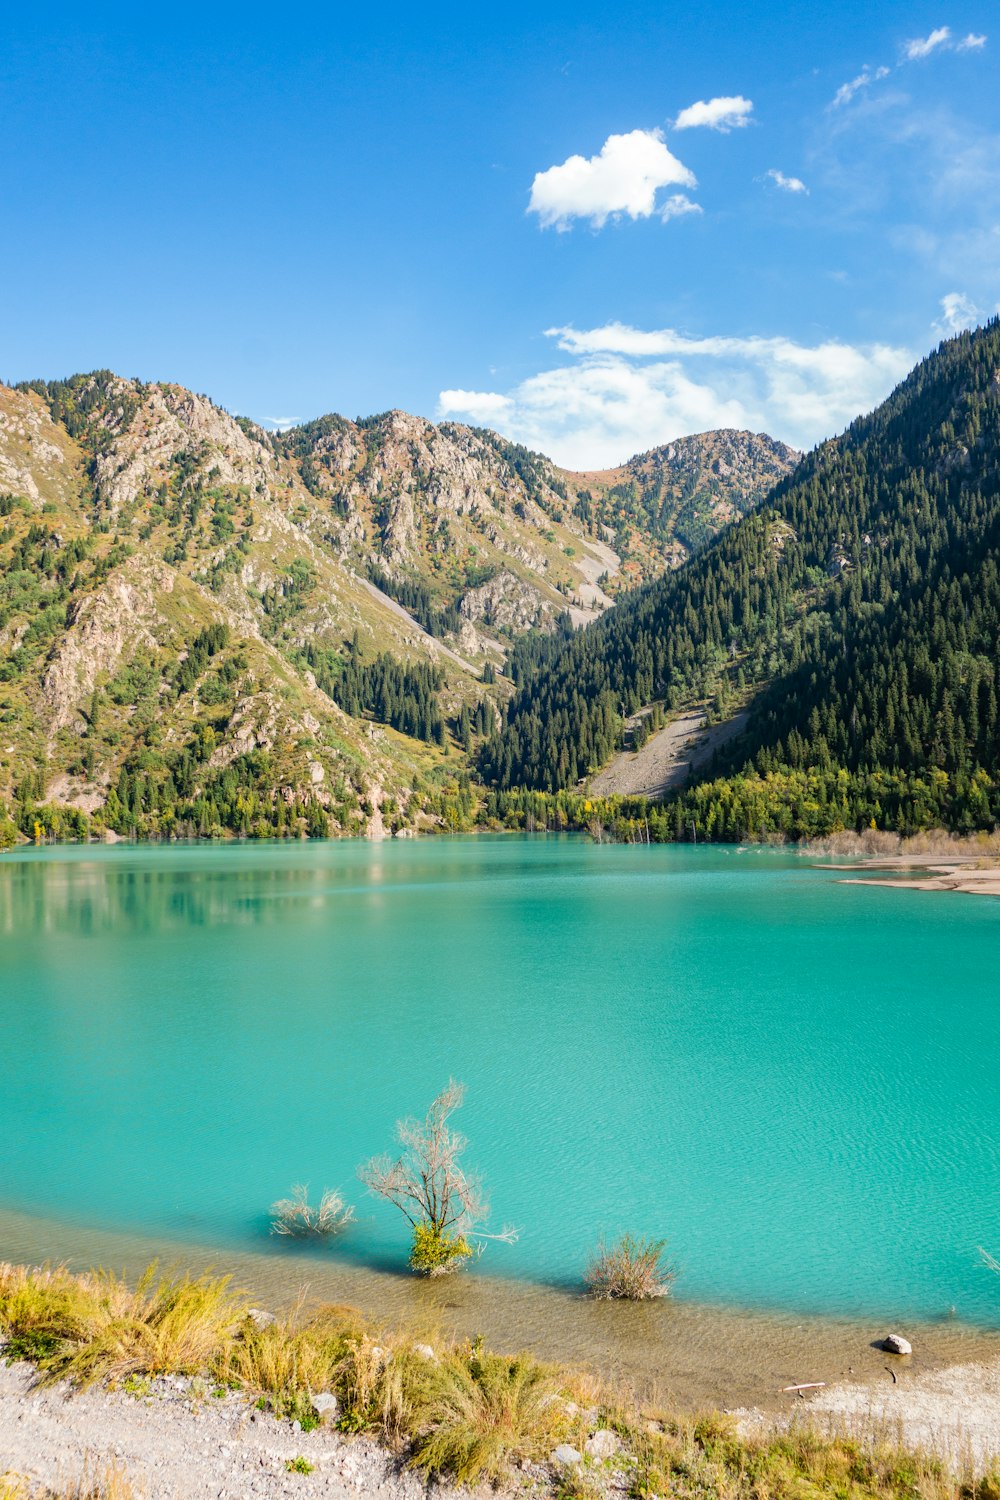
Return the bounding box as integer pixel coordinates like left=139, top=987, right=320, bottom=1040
left=2, top=837, right=999, bottom=1335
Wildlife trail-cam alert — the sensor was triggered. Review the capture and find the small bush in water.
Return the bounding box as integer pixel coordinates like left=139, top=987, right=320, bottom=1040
left=409, top=1222, right=472, bottom=1277
left=270, top=1186, right=354, bottom=1238
left=583, top=1236, right=675, bottom=1301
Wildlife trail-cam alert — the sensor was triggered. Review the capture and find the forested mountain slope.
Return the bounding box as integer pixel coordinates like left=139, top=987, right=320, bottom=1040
left=0, top=370, right=793, bottom=842
left=483, top=322, right=1000, bottom=833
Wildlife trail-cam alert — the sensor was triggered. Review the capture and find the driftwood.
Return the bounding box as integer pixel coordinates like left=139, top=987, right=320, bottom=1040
left=781, top=1382, right=827, bottom=1394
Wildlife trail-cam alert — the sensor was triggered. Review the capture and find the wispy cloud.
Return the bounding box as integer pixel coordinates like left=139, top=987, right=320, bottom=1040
left=438, top=323, right=912, bottom=467
left=833, top=25, right=986, bottom=108
left=528, top=128, right=697, bottom=230
left=832, top=65, right=890, bottom=108
left=673, top=95, right=754, bottom=132
left=903, top=26, right=952, bottom=60
left=765, top=168, right=809, bottom=194
left=933, top=291, right=980, bottom=334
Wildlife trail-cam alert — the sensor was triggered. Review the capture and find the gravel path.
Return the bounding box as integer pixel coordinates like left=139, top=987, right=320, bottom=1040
left=0, top=1359, right=427, bottom=1499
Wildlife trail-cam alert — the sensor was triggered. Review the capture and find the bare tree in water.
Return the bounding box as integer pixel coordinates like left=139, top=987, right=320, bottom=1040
left=358, top=1081, right=516, bottom=1276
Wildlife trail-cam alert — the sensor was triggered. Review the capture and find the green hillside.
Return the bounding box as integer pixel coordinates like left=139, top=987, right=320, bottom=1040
left=482, top=322, right=1000, bottom=837
left=0, top=370, right=793, bottom=844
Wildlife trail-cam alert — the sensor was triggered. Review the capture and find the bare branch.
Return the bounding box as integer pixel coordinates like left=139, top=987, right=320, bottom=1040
left=358, top=1081, right=507, bottom=1275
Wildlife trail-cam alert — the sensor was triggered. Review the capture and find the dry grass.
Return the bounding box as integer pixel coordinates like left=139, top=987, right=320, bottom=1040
left=6, top=1260, right=1000, bottom=1497
left=623, top=1411, right=1000, bottom=1500
left=0, top=1463, right=139, bottom=1499
left=806, top=828, right=1000, bottom=860
left=0, top=1262, right=247, bottom=1386
left=407, top=1346, right=566, bottom=1484
left=583, top=1236, right=675, bottom=1301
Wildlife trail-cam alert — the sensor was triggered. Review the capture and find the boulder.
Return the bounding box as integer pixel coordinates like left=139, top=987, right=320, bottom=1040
left=312, top=1392, right=339, bottom=1419
left=551, top=1445, right=582, bottom=1466
left=883, top=1333, right=912, bottom=1356
left=585, top=1430, right=620, bottom=1459
left=246, top=1308, right=277, bottom=1329
left=412, top=1343, right=438, bottom=1362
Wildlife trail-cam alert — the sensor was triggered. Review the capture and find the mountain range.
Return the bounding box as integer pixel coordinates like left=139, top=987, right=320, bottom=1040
left=0, top=368, right=794, bottom=841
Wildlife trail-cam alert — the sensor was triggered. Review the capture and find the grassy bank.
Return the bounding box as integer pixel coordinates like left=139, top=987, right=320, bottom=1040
left=2, top=1261, right=999, bottom=1499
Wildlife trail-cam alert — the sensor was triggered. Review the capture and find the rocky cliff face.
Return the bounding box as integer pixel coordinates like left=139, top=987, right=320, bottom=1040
left=565, top=429, right=801, bottom=585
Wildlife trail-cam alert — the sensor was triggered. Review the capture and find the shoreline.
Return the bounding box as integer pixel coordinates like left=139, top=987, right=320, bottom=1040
left=3, top=1202, right=1000, bottom=1418
left=3, top=1262, right=1000, bottom=1500
left=818, top=855, right=1000, bottom=899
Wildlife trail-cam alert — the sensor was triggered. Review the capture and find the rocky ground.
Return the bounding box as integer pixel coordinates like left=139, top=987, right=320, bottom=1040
left=588, top=709, right=749, bottom=799
left=0, top=1357, right=427, bottom=1499
left=0, top=1357, right=626, bottom=1500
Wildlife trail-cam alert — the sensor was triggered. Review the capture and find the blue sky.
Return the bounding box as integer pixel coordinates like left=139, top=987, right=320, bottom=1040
left=1, top=1, right=996, bottom=466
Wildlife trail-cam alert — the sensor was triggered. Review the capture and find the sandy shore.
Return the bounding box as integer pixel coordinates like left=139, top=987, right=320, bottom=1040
left=7, top=1202, right=1000, bottom=1418
left=818, top=854, right=1000, bottom=898
left=739, top=1355, right=1000, bottom=1471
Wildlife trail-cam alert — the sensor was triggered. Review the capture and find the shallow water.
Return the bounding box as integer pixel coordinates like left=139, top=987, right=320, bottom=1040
left=1, top=838, right=999, bottom=1334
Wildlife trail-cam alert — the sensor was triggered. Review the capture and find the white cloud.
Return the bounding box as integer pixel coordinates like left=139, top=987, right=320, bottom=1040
left=903, top=26, right=952, bottom=60
left=528, top=129, right=696, bottom=230
left=957, top=32, right=987, bottom=50
left=437, top=389, right=512, bottom=422
left=659, top=194, right=703, bottom=221
left=765, top=168, right=809, bottom=194
left=934, top=291, right=980, bottom=334
left=832, top=65, right=891, bottom=107
left=438, top=323, right=913, bottom=468
left=673, top=95, right=754, bottom=132
left=261, top=416, right=300, bottom=431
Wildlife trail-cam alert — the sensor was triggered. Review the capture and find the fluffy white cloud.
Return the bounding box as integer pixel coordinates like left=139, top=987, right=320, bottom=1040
left=673, top=95, right=754, bottom=132
left=438, top=324, right=913, bottom=468
left=528, top=129, right=696, bottom=230
left=904, top=27, right=952, bottom=60
left=832, top=65, right=890, bottom=107
left=765, top=168, right=809, bottom=193
left=437, top=389, right=512, bottom=422
left=958, top=32, right=987, bottom=49
left=934, top=291, right=980, bottom=334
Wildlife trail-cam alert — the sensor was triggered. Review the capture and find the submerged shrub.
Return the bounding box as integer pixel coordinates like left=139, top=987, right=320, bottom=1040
left=408, top=1222, right=472, bottom=1277
left=270, top=1186, right=355, bottom=1238
left=583, top=1236, right=675, bottom=1301
left=358, top=1080, right=516, bottom=1277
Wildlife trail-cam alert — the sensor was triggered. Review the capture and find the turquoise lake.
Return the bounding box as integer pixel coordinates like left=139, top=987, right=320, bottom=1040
left=2, top=837, right=999, bottom=1326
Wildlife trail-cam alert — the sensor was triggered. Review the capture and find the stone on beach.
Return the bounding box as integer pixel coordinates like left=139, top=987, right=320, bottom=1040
left=884, top=1333, right=913, bottom=1355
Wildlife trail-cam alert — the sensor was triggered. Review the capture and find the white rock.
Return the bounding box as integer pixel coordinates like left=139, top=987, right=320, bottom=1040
left=585, top=1429, right=620, bottom=1459
left=551, top=1445, right=582, bottom=1466
left=884, top=1333, right=912, bottom=1355
left=412, top=1344, right=437, bottom=1362
left=313, top=1392, right=339, bottom=1418
left=246, top=1308, right=277, bottom=1329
